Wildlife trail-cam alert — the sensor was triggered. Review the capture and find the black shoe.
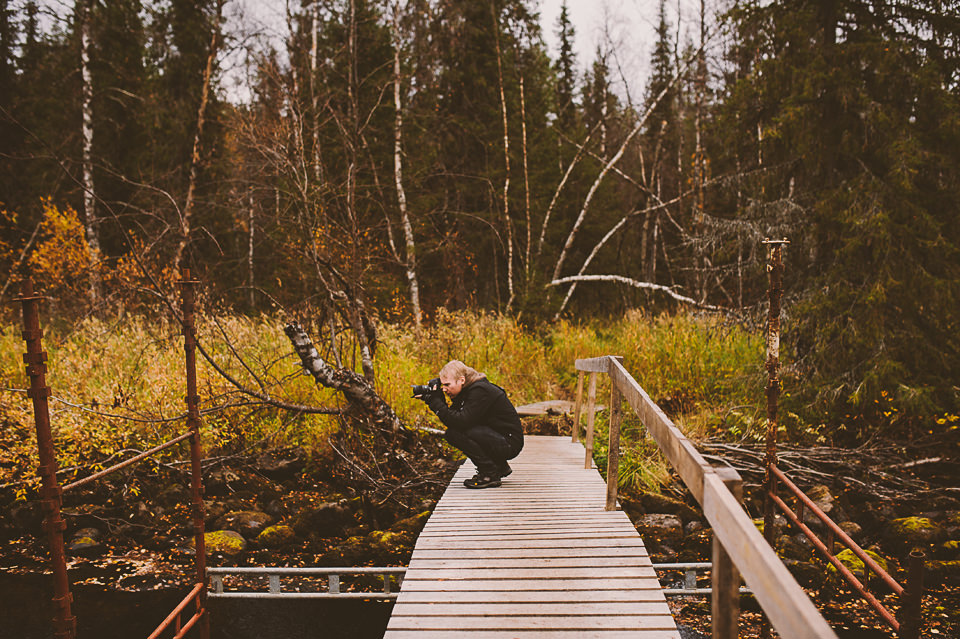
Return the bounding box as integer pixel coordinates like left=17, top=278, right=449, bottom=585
left=464, top=473, right=501, bottom=489
left=498, top=462, right=512, bottom=478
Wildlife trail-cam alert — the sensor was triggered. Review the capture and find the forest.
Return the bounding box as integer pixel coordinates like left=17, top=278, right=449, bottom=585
left=1, top=1, right=959, bottom=636
left=1, top=0, right=958, bottom=431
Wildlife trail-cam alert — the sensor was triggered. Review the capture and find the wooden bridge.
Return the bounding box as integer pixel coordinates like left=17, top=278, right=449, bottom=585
left=384, top=435, right=677, bottom=638
left=385, top=356, right=840, bottom=639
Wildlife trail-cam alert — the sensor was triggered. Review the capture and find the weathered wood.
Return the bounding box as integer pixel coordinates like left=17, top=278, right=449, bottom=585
left=575, top=356, right=612, bottom=373
left=702, top=472, right=836, bottom=638
left=515, top=400, right=576, bottom=416
left=608, top=358, right=710, bottom=503
left=385, top=631, right=681, bottom=639
left=606, top=382, right=622, bottom=511
left=572, top=371, right=584, bottom=442
left=713, top=467, right=743, bottom=639
left=585, top=373, right=598, bottom=469
left=385, top=436, right=677, bottom=638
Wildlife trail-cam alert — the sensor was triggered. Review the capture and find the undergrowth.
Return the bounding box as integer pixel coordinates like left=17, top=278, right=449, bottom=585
left=1, top=309, right=767, bottom=497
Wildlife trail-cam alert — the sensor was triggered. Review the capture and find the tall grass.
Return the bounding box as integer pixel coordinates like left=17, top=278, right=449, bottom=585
left=1, top=309, right=766, bottom=494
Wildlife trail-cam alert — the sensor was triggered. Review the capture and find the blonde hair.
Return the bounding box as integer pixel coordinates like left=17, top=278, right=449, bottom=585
left=440, top=360, right=484, bottom=385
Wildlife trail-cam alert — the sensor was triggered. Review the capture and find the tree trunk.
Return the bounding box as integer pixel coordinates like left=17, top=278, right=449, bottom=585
left=392, top=10, right=421, bottom=328
left=492, top=2, right=514, bottom=310
left=284, top=323, right=402, bottom=434
left=174, top=4, right=220, bottom=275
left=80, top=0, right=99, bottom=305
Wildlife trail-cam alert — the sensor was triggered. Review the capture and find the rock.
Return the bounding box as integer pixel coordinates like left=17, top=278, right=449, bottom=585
left=67, top=530, right=102, bottom=556
left=684, top=520, right=706, bottom=535
left=203, top=530, right=247, bottom=556
left=623, top=491, right=700, bottom=524
left=783, top=558, right=826, bottom=589
left=827, top=548, right=889, bottom=580
left=256, top=525, right=297, bottom=548
left=257, top=448, right=306, bottom=479
left=926, top=559, right=960, bottom=585
left=633, top=514, right=683, bottom=541
left=838, top=520, right=863, bottom=542
left=390, top=511, right=431, bottom=534
left=293, top=500, right=356, bottom=538
left=651, top=544, right=678, bottom=563
left=887, top=516, right=946, bottom=546
left=777, top=533, right=814, bottom=561
left=217, top=510, right=273, bottom=539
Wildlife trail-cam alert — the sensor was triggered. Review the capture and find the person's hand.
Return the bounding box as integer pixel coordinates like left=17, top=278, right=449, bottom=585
left=425, top=391, right=446, bottom=412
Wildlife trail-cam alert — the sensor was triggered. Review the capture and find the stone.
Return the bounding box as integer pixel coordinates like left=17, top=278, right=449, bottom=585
left=293, top=500, right=355, bottom=538
left=838, top=520, right=862, bottom=541
left=256, top=525, right=297, bottom=548
left=203, top=530, right=247, bottom=556
left=390, top=511, right=431, bottom=534
left=887, top=516, right=946, bottom=545
left=217, top=510, right=273, bottom=539
left=828, top=548, right=889, bottom=579
left=633, top=513, right=683, bottom=541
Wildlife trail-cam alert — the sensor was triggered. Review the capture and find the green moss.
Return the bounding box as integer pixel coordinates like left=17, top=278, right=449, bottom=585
left=828, top=548, right=888, bottom=575
left=204, top=530, right=246, bottom=555
left=256, top=525, right=295, bottom=548
left=888, top=517, right=945, bottom=543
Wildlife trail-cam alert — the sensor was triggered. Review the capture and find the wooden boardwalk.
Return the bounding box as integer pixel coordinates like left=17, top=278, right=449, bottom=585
left=384, top=435, right=680, bottom=638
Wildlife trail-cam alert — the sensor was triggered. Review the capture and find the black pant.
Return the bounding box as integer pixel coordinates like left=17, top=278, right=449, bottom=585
left=445, top=426, right=522, bottom=476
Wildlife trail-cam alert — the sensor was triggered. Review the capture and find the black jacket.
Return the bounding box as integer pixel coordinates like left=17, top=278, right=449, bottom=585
left=429, top=377, right=523, bottom=441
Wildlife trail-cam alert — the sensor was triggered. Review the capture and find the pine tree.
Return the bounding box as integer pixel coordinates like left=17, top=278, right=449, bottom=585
left=554, top=0, right=576, bottom=131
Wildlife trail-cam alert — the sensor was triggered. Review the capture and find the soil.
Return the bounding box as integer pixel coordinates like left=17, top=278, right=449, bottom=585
left=1, top=418, right=957, bottom=638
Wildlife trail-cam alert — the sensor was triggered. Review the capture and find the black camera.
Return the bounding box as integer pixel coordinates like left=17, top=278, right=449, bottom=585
left=412, top=377, right=441, bottom=398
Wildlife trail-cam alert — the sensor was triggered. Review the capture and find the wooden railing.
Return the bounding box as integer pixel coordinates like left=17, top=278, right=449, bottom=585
left=573, top=355, right=838, bottom=639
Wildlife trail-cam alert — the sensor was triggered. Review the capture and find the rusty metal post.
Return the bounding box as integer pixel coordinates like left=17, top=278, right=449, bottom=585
left=760, top=239, right=788, bottom=639
left=898, top=549, right=925, bottom=639
left=179, top=269, right=209, bottom=639
left=17, top=277, right=76, bottom=639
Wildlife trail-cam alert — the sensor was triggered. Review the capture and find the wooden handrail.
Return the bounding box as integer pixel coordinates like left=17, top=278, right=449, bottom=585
left=574, top=355, right=838, bottom=639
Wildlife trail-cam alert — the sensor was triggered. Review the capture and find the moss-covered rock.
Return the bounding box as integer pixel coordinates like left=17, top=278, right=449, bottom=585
left=204, top=530, right=247, bottom=556
left=887, top=517, right=945, bottom=545
left=256, top=525, right=296, bottom=548
left=217, top=510, right=273, bottom=539
left=828, top=548, right=889, bottom=576
left=389, top=511, right=431, bottom=534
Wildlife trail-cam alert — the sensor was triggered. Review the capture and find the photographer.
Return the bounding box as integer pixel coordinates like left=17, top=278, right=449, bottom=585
left=415, top=360, right=523, bottom=489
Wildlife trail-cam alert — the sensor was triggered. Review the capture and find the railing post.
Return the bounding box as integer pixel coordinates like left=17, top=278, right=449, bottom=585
left=572, top=371, right=584, bottom=442
left=584, top=372, right=597, bottom=469
left=17, top=277, right=76, bottom=639
left=713, top=467, right=743, bottom=639
left=605, top=375, right=621, bottom=511
left=179, top=268, right=210, bottom=639
left=761, top=238, right=788, bottom=639
left=898, top=549, right=925, bottom=639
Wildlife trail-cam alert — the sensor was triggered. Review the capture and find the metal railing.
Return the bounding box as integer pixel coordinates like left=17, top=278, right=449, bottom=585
left=208, top=567, right=406, bottom=600
left=571, top=354, right=838, bottom=639
left=15, top=271, right=210, bottom=639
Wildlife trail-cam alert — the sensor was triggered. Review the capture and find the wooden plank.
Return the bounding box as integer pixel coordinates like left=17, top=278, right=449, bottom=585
left=702, top=472, right=837, bottom=638
left=401, top=567, right=659, bottom=580
left=575, top=356, right=612, bottom=373
left=392, top=601, right=671, bottom=616
left=386, top=435, right=677, bottom=639
left=398, top=578, right=664, bottom=591
left=395, top=590, right=668, bottom=604
left=515, top=400, right=576, bottom=416
left=385, top=631, right=681, bottom=639
left=608, top=360, right=709, bottom=503
left=411, top=546, right=649, bottom=562
left=409, top=557, right=651, bottom=569
left=387, top=615, right=678, bottom=630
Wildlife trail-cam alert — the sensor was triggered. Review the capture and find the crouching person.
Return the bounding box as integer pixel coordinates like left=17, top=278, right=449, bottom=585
left=416, top=360, right=524, bottom=489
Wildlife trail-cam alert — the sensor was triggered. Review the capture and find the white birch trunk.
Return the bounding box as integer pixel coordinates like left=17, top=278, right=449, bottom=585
left=392, top=12, right=421, bottom=328
left=550, top=51, right=699, bottom=307
left=80, top=0, right=99, bottom=303
left=492, top=3, right=514, bottom=309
